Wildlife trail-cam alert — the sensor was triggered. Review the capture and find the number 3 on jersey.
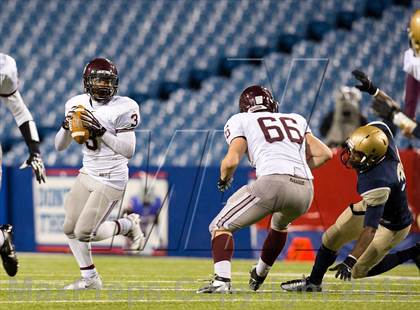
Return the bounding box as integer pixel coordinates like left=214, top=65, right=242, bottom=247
left=257, top=116, right=303, bottom=144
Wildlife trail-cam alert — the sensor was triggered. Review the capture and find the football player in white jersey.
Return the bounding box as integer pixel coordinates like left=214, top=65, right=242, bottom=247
left=197, top=85, right=332, bottom=293
left=0, top=53, right=46, bottom=277
left=55, top=58, right=144, bottom=290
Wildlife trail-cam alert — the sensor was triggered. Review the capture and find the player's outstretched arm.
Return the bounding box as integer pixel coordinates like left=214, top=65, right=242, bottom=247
left=218, top=137, right=247, bottom=192
left=3, top=91, right=46, bottom=183
left=305, top=133, right=333, bottom=169
left=352, top=69, right=419, bottom=138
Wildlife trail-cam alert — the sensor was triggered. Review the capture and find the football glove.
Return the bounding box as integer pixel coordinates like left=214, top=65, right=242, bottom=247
left=352, top=69, right=378, bottom=95
left=372, top=98, right=399, bottom=121
left=80, top=109, right=106, bottom=138
left=20, top=153, right=46, bottom=184
left=329, top=255, right=357, bottom=281
left=62, top=106, right=77, bottom=130
left=217, top=177, right=233, bottom=192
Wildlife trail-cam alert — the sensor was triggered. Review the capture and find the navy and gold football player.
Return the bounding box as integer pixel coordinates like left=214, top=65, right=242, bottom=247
left=281, top=123, right=419, bottom=292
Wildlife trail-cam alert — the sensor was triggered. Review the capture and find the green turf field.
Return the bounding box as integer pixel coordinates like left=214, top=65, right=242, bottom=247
left=0, top=253, right=418, bottom=309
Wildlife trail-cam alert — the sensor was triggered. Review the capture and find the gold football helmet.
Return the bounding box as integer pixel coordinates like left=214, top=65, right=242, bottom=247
left=340, top=125, right=389, bottom=171
left=408, top=10, right=420, bottom=56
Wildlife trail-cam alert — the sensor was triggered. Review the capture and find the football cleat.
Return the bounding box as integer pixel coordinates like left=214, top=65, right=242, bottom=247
left=280, top=276, right=322, bottom=292
left=125, top=213, right=145, bottom=252
left=249, top=265, right=267, bottom=291
left=0, top=224, right=19, bottom=277
left=197, top=275, right=232, bottom=294
left=63, top=274, right=102, bottom=290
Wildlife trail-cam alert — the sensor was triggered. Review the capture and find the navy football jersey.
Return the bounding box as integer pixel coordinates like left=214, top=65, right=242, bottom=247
left=357, top=122, right=412, bottom=231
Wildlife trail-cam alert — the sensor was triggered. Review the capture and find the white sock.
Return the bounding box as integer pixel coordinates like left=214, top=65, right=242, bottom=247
left=256, top=257, right=271, bottom=277
left=117, top=217, right=132, bottom=235
left=214, top=260, right=231, bottom=279
left=93, top=221, right=119, bottom=241
left=81, top=267, right=98, bottom=278
left=67, top=238, right=94, bottom=269
left=0, top=230, right=4, bottom=248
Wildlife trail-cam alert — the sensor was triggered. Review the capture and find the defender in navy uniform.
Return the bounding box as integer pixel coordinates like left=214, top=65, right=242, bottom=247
left=281, top=123, right=419, bottom=292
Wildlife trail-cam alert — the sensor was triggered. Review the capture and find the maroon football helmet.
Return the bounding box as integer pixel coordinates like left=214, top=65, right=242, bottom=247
left=83, top=58, right=118, bottom=102
left=239, top=85, right=278, bottom=113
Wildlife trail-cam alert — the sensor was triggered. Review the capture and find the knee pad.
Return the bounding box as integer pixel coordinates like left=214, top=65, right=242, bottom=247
left=322, top=225, right=341, bottom=252
left=352, top=265, right=368, bottom=279
left=74, top=227, right=92, bottom=242
left=270, top=223, right=288, bottom=232
left=63, top=220, right=76, bottom=238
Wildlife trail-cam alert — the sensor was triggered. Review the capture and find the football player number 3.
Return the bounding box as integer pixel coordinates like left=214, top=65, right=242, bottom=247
left=257, top=117, right=303, bottom=144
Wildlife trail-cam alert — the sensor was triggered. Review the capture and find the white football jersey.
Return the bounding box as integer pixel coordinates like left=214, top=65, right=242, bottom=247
left=403, top=48, right=420, bottom=81
left=65, top=94, right=140, bottom=189
left=224, top=112, right=313, bottom=179
left=0, top=53, right=18, bottom=96
left=0, top=53, right=34, bottom=126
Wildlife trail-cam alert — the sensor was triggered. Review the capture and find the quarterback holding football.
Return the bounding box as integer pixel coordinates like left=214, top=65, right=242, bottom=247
left=55, top=58, right=144, bottom=290
left=197, top=85, right=332, bottom=293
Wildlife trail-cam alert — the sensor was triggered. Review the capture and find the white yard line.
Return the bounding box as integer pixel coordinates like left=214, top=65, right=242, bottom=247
left=1, top=288, right=419, bottom=295
left=0, top=299, right=419, bottom=304
left=4, top=272, right=419, bottom=280
left=232, top=272, right=420, bottom=281
left=0, top=279, right=419, bottom=286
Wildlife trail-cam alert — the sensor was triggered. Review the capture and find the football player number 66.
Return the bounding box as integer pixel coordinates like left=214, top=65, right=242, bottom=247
left=257, top=116, right=303, bottom=144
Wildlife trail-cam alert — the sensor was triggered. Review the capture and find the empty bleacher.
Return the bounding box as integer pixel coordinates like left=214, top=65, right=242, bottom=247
left=0, top=0, right=417, bottom=167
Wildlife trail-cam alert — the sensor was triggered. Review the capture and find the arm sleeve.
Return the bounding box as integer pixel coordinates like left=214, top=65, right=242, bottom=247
left=224, top=114, right=245, bottom=145
left=3, top=91, right=33, bottom=126
left=101, top=131, right=136, bottom=159
left=19, top=120, right=40, bottom=154
left=3, top=90, right=41, bottom=154
left=55, top=127, right=73, bottom=151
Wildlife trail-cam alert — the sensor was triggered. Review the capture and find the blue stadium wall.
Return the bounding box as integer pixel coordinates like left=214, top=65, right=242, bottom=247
left=1, top=165, right=418, bottom=260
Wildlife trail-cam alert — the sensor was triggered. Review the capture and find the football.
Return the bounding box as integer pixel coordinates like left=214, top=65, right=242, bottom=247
left=70, top=105, right=89, bottom=144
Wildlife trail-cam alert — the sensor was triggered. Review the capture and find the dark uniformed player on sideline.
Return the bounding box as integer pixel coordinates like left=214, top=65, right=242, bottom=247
left=281, top=122, right=419, bottom=292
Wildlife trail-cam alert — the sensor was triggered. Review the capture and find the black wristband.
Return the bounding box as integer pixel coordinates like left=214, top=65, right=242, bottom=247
left=343, top=255, right=357, bottom=268
left=62, top=120, right=70, bottom=130
left=18, top=120, right=40, bottom=154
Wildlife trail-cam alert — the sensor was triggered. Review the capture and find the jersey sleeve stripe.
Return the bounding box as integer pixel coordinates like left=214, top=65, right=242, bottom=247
left=116, top=128, right=135, bottom=133
left=0, top=88, right=18, bottom=97
left=360, top=187, right=391, bottom=197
